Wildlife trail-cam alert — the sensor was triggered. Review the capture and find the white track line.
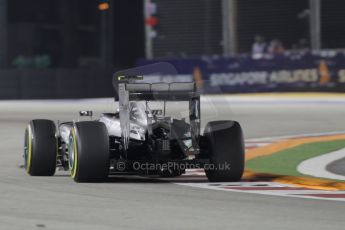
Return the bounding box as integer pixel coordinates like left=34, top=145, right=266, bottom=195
left=297, top=147, right=345, bottom=181
left=176, top=182, right=345, bottom=202
left=246, top=130, right=345, bottom=142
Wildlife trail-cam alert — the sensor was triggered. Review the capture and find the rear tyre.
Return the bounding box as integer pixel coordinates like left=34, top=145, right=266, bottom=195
left=24, top=119, right=57, bottom=176
left=69, top=121, right=109, bottom=182
left=203, top=121, right=244, bottom=182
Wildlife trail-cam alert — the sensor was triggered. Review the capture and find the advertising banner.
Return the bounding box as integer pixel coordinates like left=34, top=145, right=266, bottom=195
left=138, top=52, right=345, bottom=93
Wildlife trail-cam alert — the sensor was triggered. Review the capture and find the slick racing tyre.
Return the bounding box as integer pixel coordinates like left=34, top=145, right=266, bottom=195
left=24, top=119, right=57, bottom=176
left=203, top=120, right=244, bottom=182
left=69, top=121, right=109, bottom=182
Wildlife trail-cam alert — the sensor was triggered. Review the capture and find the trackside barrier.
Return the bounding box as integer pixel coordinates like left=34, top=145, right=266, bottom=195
left=138, top=52, right=345, bottom=93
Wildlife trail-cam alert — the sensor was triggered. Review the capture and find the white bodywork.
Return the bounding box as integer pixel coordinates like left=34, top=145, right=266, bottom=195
left=59, top=102, right=148, bottom=144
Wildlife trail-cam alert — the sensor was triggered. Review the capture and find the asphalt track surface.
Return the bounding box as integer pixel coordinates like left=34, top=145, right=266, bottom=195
left=1, top=96, right=345, bottom=230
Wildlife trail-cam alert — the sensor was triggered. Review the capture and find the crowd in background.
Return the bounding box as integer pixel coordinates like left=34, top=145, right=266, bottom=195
left=251, top=35, right=310, bottom=59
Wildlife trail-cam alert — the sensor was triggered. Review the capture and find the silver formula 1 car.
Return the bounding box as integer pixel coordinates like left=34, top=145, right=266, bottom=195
left=23, top=63, right=244, bottom=182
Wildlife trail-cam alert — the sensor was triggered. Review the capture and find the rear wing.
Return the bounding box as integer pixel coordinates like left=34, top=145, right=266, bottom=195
left=112, top=62, right=198, bottom=101
left=116, top=81, right=198, bottom=101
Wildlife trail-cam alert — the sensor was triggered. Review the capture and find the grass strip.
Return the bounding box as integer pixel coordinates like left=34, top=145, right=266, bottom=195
left=246, top=139, right=345, bottom=178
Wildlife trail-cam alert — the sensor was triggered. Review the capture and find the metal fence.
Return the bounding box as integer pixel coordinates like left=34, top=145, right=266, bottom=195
left=0, top=69, right=113, bottom=99
left=145, top=0, right=345, bottom=59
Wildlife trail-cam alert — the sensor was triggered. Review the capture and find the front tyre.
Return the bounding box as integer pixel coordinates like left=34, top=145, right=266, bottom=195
left=24, top=119, right=57, bottom=176
left=69, top=121, right=109, bottom=182
left=203, top=121, right=244, bottom=182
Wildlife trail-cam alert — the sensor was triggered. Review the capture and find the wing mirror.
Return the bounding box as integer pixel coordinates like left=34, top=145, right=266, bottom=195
left=79, top=110, right=93, bottom=117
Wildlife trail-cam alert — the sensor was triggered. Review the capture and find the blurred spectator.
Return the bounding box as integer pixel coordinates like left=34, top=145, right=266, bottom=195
left=12, top=55, right=32, bottom=69
left=251, top=35, right=267, bottom=58
left=291, top=38, right=310, bottom=56
left=267, top=39, right=285, bottom=55
left=297, top=38, right=310, bottom=52
left=34, top=55, right=51, bottom=68
left=12, top=54, right=51, bottom=69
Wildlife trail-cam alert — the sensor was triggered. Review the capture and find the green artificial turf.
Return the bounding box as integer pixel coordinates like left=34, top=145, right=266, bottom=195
left=246, top=139, right=345, bottom=178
